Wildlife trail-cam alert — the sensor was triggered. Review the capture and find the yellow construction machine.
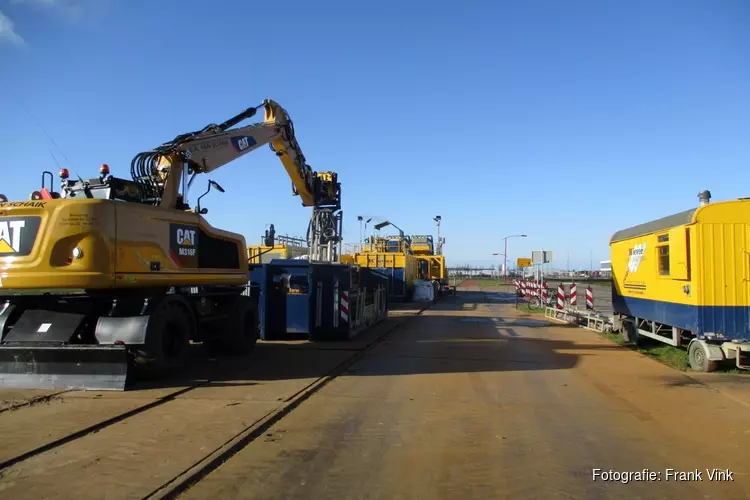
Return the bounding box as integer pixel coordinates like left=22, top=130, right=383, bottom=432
left=352, top=231, right=418, bottom=301
left=410, top=235, right=449, bottom=296
left=0, top=99, right=342, bottom=390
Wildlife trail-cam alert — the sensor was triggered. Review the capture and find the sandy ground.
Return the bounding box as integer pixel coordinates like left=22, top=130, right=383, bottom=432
left=0, top=290, right=749, bottom=499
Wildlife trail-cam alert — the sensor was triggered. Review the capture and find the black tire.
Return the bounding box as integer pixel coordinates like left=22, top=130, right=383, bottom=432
left=688, top=341, right=718, bottom=373
left=208, top=296, right=259, bottom=355
left=134, top=298, right=193, bottom=374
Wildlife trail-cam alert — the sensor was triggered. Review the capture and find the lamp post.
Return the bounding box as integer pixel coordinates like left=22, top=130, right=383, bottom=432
left=499, top=234, right=527, bottom=284
left=433, top=215, right=442, bottom=255
left=358, top=216, right=372, bottom=251
left=357, top=216, right=363, bottom=249
left=492, top=252, right=506, bottom=283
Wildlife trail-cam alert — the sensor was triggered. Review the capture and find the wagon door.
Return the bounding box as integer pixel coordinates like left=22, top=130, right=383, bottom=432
left=700, top=222, right=749, bottom=339
left=744, top=224, right=750, bottom=337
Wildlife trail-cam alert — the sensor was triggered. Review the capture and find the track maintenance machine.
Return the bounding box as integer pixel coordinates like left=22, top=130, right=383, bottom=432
left=410, top=235, right=449, bottom=297
left=0, top=99, right=342, bottom=390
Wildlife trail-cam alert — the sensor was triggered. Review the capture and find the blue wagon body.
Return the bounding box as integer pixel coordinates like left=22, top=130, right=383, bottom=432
left=612, top=286, right=750, bottom=341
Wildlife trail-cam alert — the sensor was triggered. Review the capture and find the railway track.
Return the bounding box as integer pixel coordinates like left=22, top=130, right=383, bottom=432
left=0, top=302, right=435, bottom=499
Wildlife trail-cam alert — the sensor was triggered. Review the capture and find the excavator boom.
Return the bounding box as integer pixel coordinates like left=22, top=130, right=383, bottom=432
left=159, top=100, right=318, bottom=207
left=128, top=99, right=343, bottom=262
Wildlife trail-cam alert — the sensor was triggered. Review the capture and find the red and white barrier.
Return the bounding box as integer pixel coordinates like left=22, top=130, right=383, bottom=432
left=513, top=280, right=589, bottom=310
left=340, top=290, right=349, bottom=323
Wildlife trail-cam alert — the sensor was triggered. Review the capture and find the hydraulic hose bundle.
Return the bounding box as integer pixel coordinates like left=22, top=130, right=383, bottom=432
left=130, top=150, right=167, bottom=205
left=307, top=209, right=339, bottom=245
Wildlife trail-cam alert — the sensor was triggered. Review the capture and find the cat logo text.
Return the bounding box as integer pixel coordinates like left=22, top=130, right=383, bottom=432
left=176, top=228, right=196, bottom=257
left=0, top=220, right=25, bottom=253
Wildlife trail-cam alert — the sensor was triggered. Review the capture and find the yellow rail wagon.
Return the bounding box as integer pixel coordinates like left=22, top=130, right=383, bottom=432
left=610, top=190, right=750, bottom=372
left=352, top=235, right=417, bottom=301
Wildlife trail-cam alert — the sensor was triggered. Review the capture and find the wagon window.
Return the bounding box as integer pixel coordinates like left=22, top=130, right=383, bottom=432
left=657, top=245, right=670, bottom=276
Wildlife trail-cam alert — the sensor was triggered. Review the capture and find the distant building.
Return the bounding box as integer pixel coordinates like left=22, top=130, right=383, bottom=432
left=600, top=260, right=612, bottom=278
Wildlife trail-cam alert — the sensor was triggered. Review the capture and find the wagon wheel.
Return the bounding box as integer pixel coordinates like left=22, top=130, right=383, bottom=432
left=688, top=341, right=718, bottom=373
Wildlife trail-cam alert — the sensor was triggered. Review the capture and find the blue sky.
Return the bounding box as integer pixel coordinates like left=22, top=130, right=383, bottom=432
left=1, top=0, right=748, bottom=269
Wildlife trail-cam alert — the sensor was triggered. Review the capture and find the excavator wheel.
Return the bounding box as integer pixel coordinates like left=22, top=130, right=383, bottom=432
left=207, top=296, right=259, bottom=355
left=133, top=297, right=194, bottom=375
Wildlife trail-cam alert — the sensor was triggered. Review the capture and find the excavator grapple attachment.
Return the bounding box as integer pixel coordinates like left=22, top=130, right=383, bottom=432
left=0, top=344, right=128, bottom=391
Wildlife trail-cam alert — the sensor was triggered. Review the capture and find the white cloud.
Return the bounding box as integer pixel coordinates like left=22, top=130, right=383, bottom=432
left=0, top=8, right=26, bottom=47
left=1, top=0, right=112, bottom=48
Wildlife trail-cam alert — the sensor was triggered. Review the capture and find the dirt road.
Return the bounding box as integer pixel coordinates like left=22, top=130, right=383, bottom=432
left=1, top=290, right=749, bottom=499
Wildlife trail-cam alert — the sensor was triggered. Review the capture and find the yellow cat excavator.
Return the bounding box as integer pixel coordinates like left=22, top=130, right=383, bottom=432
left=0, top=99, right=342, bottom=390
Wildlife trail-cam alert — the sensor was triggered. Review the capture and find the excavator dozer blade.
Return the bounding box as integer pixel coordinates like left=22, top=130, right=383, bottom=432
left=0, top=345, right=129, bottom=391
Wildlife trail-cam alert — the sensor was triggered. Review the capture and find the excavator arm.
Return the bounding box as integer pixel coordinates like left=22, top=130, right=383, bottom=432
left=131, top=99, right=338, bottom=212
left=130, top=99, right=343, bottom=262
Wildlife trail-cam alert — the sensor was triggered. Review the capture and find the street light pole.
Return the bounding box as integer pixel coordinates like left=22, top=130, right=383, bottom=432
left=357, top=216, right=364, bottom=250
left=492, top=252, right=505, bottom=283
left=501, top=234, right=528, bottom=284
left=504, top=238, right=508, bottom=284
left=433, top=215, right=442, bottom=255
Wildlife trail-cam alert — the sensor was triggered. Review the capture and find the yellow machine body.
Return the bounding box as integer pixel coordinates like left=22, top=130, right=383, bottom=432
left=350, top=235, right=417, bottom=300
left=407, top=234, right=448, bottom=293
left=0, top=198, right=248, bottom=290
left=417, top=255, right=447, bottom=281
